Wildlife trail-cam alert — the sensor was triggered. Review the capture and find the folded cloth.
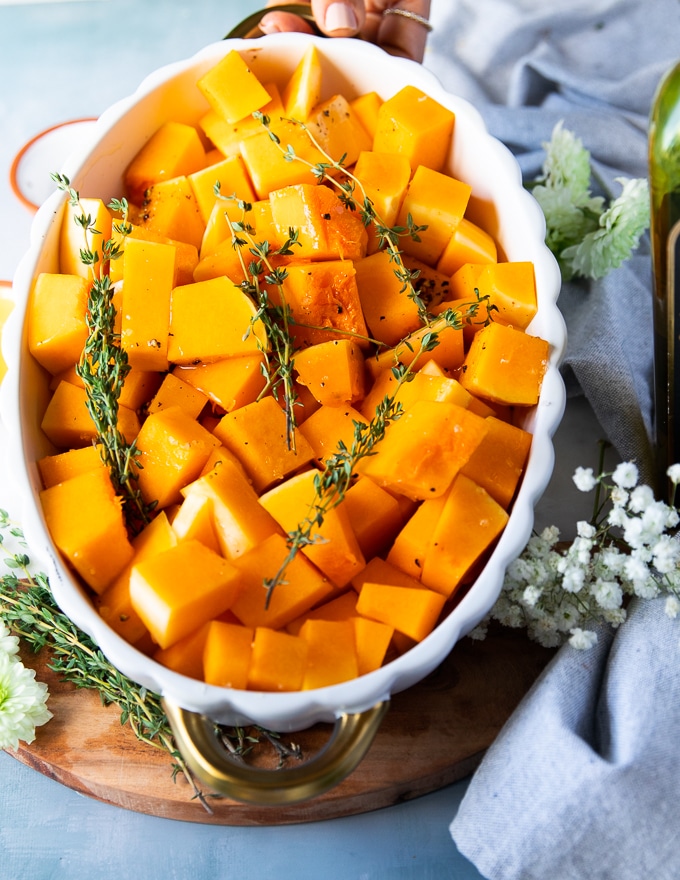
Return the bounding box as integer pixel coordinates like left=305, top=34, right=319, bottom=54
left=423, top=1, right=680, bottom=877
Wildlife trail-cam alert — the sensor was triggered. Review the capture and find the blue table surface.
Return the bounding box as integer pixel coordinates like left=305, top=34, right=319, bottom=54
left=0, top=3, right=603, bottom=877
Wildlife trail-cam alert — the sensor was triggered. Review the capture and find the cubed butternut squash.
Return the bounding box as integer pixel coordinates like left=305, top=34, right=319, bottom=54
left=197, top=49, right=272, bottom=124
left=373, top=85, right=455, bottom=173
left=353, top=151, right=412, bottom=254
left=188, top=153, right=256, bottom=224
left=38, top=444, right=103, bottom=489
left=146, top=372, right=209, bottom=419
left=308, top=93, right=372, bottom=168
left=282, top=43, right=323, bottom=121
left=459, top=322, right=550, bottom=406
left=174, top=354, right=267, bottom=413
left=436, top=217, right=498, bottom=276
left=129, top=539, right=242, bottom=649
left=297, top=403, right=368, bottom=465
left=27, top=273, right=90, bottom=375
left=353, top=250, right=422, bottom=347
left=40, top=380, right=140, bottom=449
left=299, top=618, right=358, bottom=689
left=203, top=620, right=254, bottom=689
left=460, top=416, right=532, bottom=509
left=154, top=621, right=212, bottom=680
left=197, top=82, right=284, bottom=159
left=356, top=581, right=446, bottom=642
left=134, top=176, right=205, bottom=251
left=247, top=627, right=309, bottom=692
left=40, top=466, right=134, bottom=594
left=124, top=120, right=206, bottom=204
left=420, top=474, right=509, bottom=597
left=293, top=338, right=365, bottom=406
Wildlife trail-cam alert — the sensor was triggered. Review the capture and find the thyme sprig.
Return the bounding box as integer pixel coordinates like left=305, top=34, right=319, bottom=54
left=50, top=174, right=151, bottom=533
left=214, top=188, right=301, bottom=448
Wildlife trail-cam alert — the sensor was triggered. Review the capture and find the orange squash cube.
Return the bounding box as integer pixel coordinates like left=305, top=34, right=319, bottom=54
left=168, top=275, right=268, bottom=365
left=170, top=489, right=222, bottom=554
left=364, top=312, right=465, bottom=381
left=96, top=511, right=178, bottom=644
left=213, top=396, right=315, bottom=493
left=350, top=91, right=382, bottom=140
left=59, top=197, right=112, bottom=278
left=40, top=380, right=141, bottom=449
left=420, top=474, right=509, bottom=597
left=259, top=469, right=365, bottom=588
left=134, top=176, right=205, bottom=251
left=293, top=339, right=365, bottom=406
left=269, top=183, right=368, bottom=262
left=124, top=120, right=206, bottom=204
left=436, top=217, right=497, bottom=276
left=108, top=222, right=198, bottom=287
left=38, top=444, right=103, bottom=489
left=197, top=82, right=284, bottom=159
left=197, top=49, right=272, bottom=124
left=358, top=400, right=488, bottom=501
left=239, top=117, right=326, bottom=199
left=396, top=166, right=471, bottom=266
left=247, top=627, right=308, bottom=692
left=175, top=355, right=267, bottom=413
left=308, top=93, right=372, bottom=168
left=40, top=466, right=134, bottom=594
left=154, top=621, right=212, bottom=680
left=356, top=582, right=446, bottom=642
left=120, top=237, right=175, bottom=371
left=460, top=416, right=533, bottom=509
left=459, top=322, right=550, bottom=406
left=353, top=616, right=394, bottom=675
left=281, top=259, right=369, bottom=349
left=353, top=250, right=422, bottom=347
left=341, top=476, right=404, bottom=559
left=130, top=539, right=242, bottom=650
left=180, top=457, right=281, bottom=559
left=133, top=406, right=220, bottom=509
left=353, top=150, right=411, bottom=254
left=203, top=620, right=254, bottom=689
left=373, top=85, right=455, bottom=173
left=229, top=532, right=334, bottom=630
left=298, top=403, right=369, bottom=466
left=146, top=372, right=209, bottom=420
left=27, top=273, right=90, bottom=375
left=386, top=492, right=448, bottom=580
left=188, top=153, right=256, bottom=224
left=285, top=590, right=359, bottom=636
left=282, top=43, right=323, bottom=121
left=351, top=555, right=425, bottom=593
left=299, top=619, right=358, bottom=689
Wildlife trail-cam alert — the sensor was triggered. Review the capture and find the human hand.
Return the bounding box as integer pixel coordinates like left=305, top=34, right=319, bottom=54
left=258, top=1, right=432, bottom=63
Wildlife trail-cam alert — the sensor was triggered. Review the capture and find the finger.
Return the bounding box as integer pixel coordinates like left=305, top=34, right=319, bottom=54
left=368, top=0, right=432, bottom=63
left=260, top=2, right=317, bottom=35
left=309, top=0, right=366, bottom=37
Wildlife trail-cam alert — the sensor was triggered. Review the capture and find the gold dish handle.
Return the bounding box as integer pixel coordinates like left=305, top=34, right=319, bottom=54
left=162, top=697, right=389, bottom=805
left=225, top=4, right=323, bottom=39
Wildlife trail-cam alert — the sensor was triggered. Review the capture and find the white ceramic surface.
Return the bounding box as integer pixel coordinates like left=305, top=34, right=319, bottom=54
left=1, top=33, right=566, bottom=731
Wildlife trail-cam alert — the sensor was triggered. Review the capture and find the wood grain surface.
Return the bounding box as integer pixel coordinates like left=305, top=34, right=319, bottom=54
left=10, top=629, right=554, bottom=825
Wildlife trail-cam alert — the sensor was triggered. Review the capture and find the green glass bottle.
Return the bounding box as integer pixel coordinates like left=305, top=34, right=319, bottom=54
left=649, top=60, right=680, bottom=497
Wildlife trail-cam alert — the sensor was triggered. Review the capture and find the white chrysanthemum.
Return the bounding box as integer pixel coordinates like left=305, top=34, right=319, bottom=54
left=0, top=622, right=19, bottom=658
left=573, top=467, right=597, bottom=492
left=0, top=652, right=52, bottom=751
left=569, top=628, right=598, bottom=650
left=612, top=462, right=639, bottom=489
left=665, top=596, right=680, bottom=619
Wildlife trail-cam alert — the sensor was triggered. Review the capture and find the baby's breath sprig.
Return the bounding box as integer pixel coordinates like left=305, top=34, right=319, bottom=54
left=50, top=174, right=151, bottom=533
left=471, top=447, right=680, bottom=650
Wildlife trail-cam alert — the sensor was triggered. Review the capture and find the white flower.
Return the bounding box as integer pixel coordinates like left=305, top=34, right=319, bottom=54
left=591, top=578, right=623, bottom=611
left=665, top=596, right=680, bottom=619
left=628, top=484, right=655, bottom=513
left=569, top=628, right=599, bottom=650
left=667, top=463, right=680, bottom=485
left=652, top=534, right=680, bottom=574
left=522, top=585, right=543, bottom=607
left=0, top=622, right=19, bottom=658
left=0, top=652, right=52, bottom=751
left=608, top=505, right=629, bottom=528
left=576, top=521, right=596, bottom=539
left=573, top=466, right=597, bottom=492
left=610, top=486, right=629, bottom=508
left=560, top=564, right=586, bottom=593
left=612, top=462, right=639, bottom=489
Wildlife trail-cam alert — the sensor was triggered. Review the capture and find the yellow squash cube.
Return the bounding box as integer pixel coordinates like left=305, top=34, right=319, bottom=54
left=197, top=49, right=272, bottom=124
left=124, top=120, right=206, bottom=204
left=27, top=273, right=90, bottom=375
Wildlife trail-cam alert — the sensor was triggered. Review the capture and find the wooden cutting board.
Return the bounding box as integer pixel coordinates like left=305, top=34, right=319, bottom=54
left=10, top=629, right=554, bottom=825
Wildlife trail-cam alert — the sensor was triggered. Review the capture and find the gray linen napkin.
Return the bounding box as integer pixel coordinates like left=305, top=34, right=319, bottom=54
left=424, top=1, right=680, bottom=876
